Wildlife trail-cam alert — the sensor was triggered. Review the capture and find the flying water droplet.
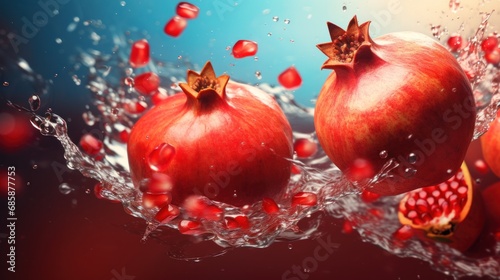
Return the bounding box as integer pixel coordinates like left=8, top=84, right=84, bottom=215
left=255, top=71, right=262, bottom=80
left=342, top=4, right=347, bottom=11
left=284, top=19, right=290, bottom=24
left=407, top=153, right=418, bottom=164
left=379, top=150, right=388, bottom=159
left=55, top=38, right=62, bottom=44
left=404, top=167, right=417, bottom=177
left=272, top=16, right=279, bottom=22
left=59, top=183, right=74, bottom=195
left=29, top=95, right=41, bottom=111
left=3, top=81, right=9, bottom=86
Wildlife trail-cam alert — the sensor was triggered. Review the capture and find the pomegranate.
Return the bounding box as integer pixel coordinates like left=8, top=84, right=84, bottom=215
left=481, top=111, right=500, bottom=177
left=314, top=16, right=476, bottom=195
left=482, top=182, right=500, bottom=231
left=127, top=61, right=293, bottom=207
left=398, top=163, right=485, bottom=252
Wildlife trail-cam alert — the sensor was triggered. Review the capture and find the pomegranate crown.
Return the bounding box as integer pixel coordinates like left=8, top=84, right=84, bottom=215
left=179, top=61, right=230, bottom=100
left=316, top=16, right=372, bottom=69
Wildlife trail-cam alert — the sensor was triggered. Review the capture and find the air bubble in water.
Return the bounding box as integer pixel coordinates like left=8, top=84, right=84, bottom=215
left=59, top=183, right=73, bottom=195
left=255, top=71, right=262, bottom=80
left=407, top=153, right=418, bottom=164
left=379, top=150, right=388, bottom=159
left=29, top=95, right=41, bottom=111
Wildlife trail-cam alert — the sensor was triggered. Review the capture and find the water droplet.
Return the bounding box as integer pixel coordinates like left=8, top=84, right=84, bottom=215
left=177, top=55, right=182, bottom=60
left=55, top=38, right=62, bottom=44
left=272, top=16, right=279, bottom=22
left=255, top=71, right=262, bottom=80
left=147, top=143, right=176, bottom=172
left=288, top=244, right=293, bottom=249
left=404, top=167, right=417, bottom=177
left=32, top=164, right=38, bottom=169
left=267, top=32, right=272, bottom=37
left=85, top=188, right=91, bottom=194
left=452, top=87, right=457, bottom=92
left=82, top=111, right=96, bottom=126
left=284, top=19, right=290, bottom=24
left=120, top=1, right=126, bottom=6
left=379, top=150, right=388, bottom=159
left=124, top=77, right=134, bottom=87
left=29, top=95, right=41, bottom=111
left=342, top=4, right=347, bottom=11
left=407, top=153, right=418, bottom=164
left=254, top=56, right=258, bottom=61
left=3, top=81, right=9, bottom=86
left=407, top=134, right=413, bottom=140
left=446, top=169, right=453, bottom=174
left=72, top=75, right=81, bottom=86
left=59, top=183, right=73, bottom=195
left=449, top=0, right=460, bottom=13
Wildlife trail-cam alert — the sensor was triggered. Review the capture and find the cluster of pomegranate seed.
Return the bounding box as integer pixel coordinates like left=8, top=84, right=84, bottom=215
left=164, top=2, right=199, bottom=37
left=399, top=171, right=468, bottom=228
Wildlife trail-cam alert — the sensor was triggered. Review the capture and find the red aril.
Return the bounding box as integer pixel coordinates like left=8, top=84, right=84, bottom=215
left=447, top=34, right=463, bottom=52
left=398, top=163, right=485, bottom=252
left=176, top=2, right=199, bottom=19
left=314, top=16, right=475, bottom=195
left=293, top=138, right=318, bottom=158
left=393, top=225, right=414, bottom=241
left=481, top=111, right=500, bottom=177
left=142, top=193, right=171, bottom=209
left=262, top=197, right=280, bottom=214
left=128, top=61, right=293, bottom=207
left=119, top=128, right=130, bottom=143
left=79, top=133, right=103, bottom=155
left=291, top=192, right=317, bottom=207
left=151, top=88, right=170, bottom=105
left=484, top=48, right=500, bottom=65
left=360, top=189, right=381, bottom=203
left=154, top=204, right=180, bottom=223
left=140, top=172, right=173, bottom=194
left=234, top=215, right=250, bottom=229
left=178, top=220, right=203, bottom=235
left=0, top=111, right=35, bottom=152
left=134, top=72, right=160, bottom=95
left=129, top=39, right=150, bottom=68
left=232, top=40, right=258, bottom=59
left=480, top=36, right=499, bottom=53
left=124, top=100, right=148, bottom=114
left=278, top=66, right=302, bottom=89
left=164, top=16, right=187, bottom=37
left=342, top=219, right=354, bottom=234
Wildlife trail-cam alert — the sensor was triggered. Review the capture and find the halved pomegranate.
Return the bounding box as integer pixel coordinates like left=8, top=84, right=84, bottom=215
left=398, top=163, right=485, bottom=252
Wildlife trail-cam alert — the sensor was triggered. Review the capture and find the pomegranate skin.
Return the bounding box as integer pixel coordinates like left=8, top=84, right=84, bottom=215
left=481, top=111, right=500, bottom=177
left=314, top=16, right=476, bottom=195
left=127, top=62, right=293, bottom=207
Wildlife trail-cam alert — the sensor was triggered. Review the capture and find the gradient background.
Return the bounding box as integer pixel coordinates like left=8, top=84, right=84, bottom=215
left=1, top=0, right=499, bottom=279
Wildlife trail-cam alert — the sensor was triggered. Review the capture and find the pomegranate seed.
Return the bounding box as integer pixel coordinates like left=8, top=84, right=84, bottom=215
left=291, top=164, right=301, bottom=175
left=94, top=183, right=104, bottom=199
left=142, top=193, right=171, bottom=209
left=342, top=219, right=354, bottom=234
left=485, top=48, right=500, bottom=65
left=405, top=197, right=416, bottom=210
left=481, top=36, right=499, bottom=53
left=176, top=2, right=199, bottom=19
left=154, top=204, right=180, bottom=223
left=124, top=100, right=148, bottom=114
left=447, top=34, right=463, bottom=52
left=293, top=138, right=318, bottom=158
left=232, top=40, right=258, bottom=59
left=134, top=72, right=160, bottom=95
left=407, top=210, right=417, bottom=219
left=164, top=16, right=187, bottom=37
left=418, top=191, right=427, bottom=199
left=262, top=197, right=280, bottom=214
left=140, top=173, right=173, bottom=194
left=152, top=88, right=171, bottom=105
left=431, top=206, right=442, bottom=217
left=224, top=217, right=240, bottom=229
left=416, top=199, right=428, bottom=213
left=119, top=128, right=130, bottom=143
left=369, top=208, right=384, bottom=218
left=183, top=195, right=209, bottom=218
left=432, top=190, right=440, bottom=197
left=393, top=225, right=414, bottom=241
left=234, top=215, right=250, bottom=229
left=474, top=159, right=489, bottom=174
left=129, top=39, right=150, bottom=68
left=147, top=143, right=176, bottom=172
left=203, top=205, right=223, bottom=221
left=178, top=220, right=203, bottom=235
left=278, top=66, right=302, bottom=89
left=79, top=134, right=103, bottom=155
left=347, top=158, right=375, bottom=181
left=361, top=189, right=381, bottom=203
left=292, top=192, right=317, bottom=207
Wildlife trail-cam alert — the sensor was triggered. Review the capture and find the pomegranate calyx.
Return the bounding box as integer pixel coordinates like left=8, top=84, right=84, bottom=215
left=317, top=16, right=372, bottom=69
left=179, top=61, right=229, bottom=102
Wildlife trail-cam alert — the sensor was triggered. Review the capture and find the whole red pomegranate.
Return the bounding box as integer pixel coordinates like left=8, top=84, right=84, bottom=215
left=127, top=62, right=293, bottom=207
left=481, top=111, right=500, bottom=177
left=314, top=16, right=476, bottom=195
